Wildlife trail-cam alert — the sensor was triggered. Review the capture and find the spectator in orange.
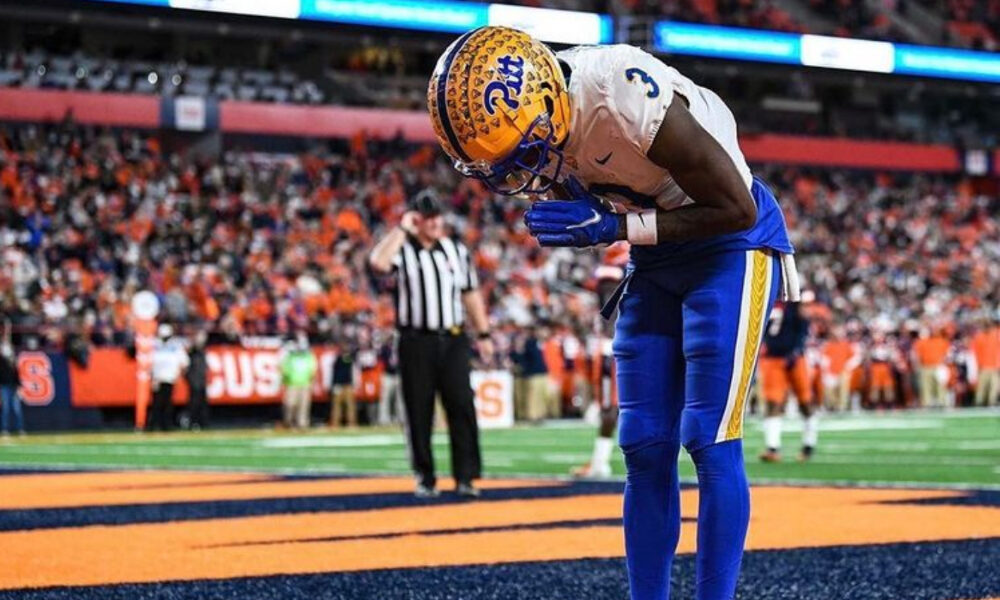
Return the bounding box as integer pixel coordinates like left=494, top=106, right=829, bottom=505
left=868, top=333, right=897, bottom=409
left=821, top=325, right=861, bottom=412
left=970, top=317, right=1000, bottom=406
left=912, top=327, right=952, bottom=408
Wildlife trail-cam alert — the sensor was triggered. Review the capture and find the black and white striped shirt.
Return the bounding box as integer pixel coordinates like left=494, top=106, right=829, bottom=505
left=392, top=235, right=479, bottom=332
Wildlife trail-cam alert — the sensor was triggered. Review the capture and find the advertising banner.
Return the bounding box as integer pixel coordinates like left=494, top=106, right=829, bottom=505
left=470, top=369, right=514, bottom=429
left=70, top=346, right=338, bottom=406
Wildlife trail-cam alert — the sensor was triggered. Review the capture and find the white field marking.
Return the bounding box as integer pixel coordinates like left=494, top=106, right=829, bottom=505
left=258, top=432, right=452, bottom=448
left=955, top=440, right=1000, bottom=450
left=139, top=432, right=590, bottom=450
left=815, top=440, right=1000, bottom=453
left=810, top=442, right=933, bottom=452
left=260, top=435, right=404, bottom=448
left=382, top=460, right=411, bottom=470
left=0, top=445, right=550, bottom=465
left=481, top=438, right=595, bottom=448
left=539, top=453, right=592, bottom=464
left=744, top=417, right=943, bottom=432
left=799, top=455, right=998, bottom=467
left=909, top=406, right=1000, bottom=418
left=535, top=419, right=601, bottom=429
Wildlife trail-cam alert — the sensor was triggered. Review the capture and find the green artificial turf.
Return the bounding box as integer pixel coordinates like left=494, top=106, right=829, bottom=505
left=0, top=410, right=997, bottom=487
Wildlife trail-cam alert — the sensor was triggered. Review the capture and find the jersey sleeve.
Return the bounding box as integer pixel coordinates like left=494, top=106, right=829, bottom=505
left=605, top=46, right=676, bottom=156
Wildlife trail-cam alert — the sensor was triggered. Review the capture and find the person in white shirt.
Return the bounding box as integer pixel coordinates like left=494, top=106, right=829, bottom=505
left=149, top=324, right=189, bottom=431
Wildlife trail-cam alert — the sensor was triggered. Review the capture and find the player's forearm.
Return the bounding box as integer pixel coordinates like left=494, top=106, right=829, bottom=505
left=614, top=202, right=755, bottom=244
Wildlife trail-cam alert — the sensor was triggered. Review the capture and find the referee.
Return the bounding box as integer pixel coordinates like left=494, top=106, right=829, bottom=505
left=369, top=191, right=493, bottom=499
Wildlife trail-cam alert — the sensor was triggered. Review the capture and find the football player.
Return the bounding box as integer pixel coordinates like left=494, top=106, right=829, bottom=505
left=427, top=27, right=797, bottom=600
left=757, top=297, right=818, bottom=462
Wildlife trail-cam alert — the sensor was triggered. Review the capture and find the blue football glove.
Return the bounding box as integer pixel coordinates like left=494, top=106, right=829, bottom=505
left=524, top=177, right=620, bottom=248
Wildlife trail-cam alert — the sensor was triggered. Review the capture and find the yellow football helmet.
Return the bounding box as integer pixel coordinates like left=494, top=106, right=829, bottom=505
left=427, top=26, right=572, bottom=195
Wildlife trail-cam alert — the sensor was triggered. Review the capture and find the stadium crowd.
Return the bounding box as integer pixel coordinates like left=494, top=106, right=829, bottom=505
left=0, top=119, right=998, bottom=420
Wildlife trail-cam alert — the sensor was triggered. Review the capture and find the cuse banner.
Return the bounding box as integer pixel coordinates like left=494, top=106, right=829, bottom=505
left=71, top=346, right=338, bottom=406
left=69, top=346, right=515, bottom=428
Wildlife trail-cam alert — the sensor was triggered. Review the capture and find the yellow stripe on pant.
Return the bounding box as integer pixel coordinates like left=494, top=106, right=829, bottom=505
left=724, top=250, right=772, bottom=441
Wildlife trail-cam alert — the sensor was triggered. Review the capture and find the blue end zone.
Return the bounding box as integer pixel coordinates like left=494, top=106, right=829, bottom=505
left=882, top=489, right=1000, bottom=508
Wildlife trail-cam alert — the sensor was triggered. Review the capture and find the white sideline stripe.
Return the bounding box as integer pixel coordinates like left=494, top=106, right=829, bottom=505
left=744, top=417, right=943, bottom=432
left=261, top=435, right=403, bottom=448
left=0, top=445, right=587, bottom=463
left=800, top=455, right=998, bottom=466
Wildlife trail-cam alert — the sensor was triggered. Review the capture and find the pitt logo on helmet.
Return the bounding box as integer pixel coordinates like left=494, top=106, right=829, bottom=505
left=427, top=26, right=572, bottom=195
left=484, top=55, right=524, bottom=115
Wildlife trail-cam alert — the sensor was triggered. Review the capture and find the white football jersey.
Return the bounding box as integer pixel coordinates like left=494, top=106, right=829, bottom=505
left=556, top=45, right=752, bottom=212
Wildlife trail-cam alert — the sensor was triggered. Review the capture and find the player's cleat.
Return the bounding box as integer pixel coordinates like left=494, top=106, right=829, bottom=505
left=414, top=483, right=440, bottom=499
left=798, top=445, right=815, bottom=462
left=759, top=448, right=782, bottom=463
left=456, top=482, right=481, bottom=499
left=571, top=461, right=612, bottom=479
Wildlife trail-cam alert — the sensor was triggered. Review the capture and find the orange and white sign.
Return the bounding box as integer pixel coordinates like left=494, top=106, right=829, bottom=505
left=131, top=290, right=159, bottom=429
left=205, top=346, right=337, bottom=403
left=471, top=370, right=514, bottom=429
left=70, top=346, right=337, bottom=407
left=16, top=352, right=55, bottom=406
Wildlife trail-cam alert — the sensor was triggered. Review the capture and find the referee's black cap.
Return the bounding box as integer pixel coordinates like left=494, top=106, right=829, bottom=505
left=409, top=189, right=444, bottom=217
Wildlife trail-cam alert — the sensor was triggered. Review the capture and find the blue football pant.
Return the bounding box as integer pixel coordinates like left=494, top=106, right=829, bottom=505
left=614, top=249, right=780, bottom=600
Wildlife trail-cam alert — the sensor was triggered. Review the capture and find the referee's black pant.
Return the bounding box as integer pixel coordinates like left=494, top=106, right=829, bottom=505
left=398, top=330, right=482, bottom=488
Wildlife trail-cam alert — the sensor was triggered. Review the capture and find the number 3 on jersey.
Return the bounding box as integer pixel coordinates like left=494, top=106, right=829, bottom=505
left=625, top=67, right=659, bottom=98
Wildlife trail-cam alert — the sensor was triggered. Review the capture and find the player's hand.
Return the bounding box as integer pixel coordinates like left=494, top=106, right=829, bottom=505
left=523, top=177, right=620, bottom=247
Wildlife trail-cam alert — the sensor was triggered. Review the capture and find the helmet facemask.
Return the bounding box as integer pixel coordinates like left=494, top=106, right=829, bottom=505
left=457, top=112, right=565, bottom=196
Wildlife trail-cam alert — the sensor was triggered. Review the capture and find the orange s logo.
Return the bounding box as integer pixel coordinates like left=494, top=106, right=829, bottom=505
left=17, top=352, right=54, bottom=406
left=477, top=380, right=503, bottom=419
